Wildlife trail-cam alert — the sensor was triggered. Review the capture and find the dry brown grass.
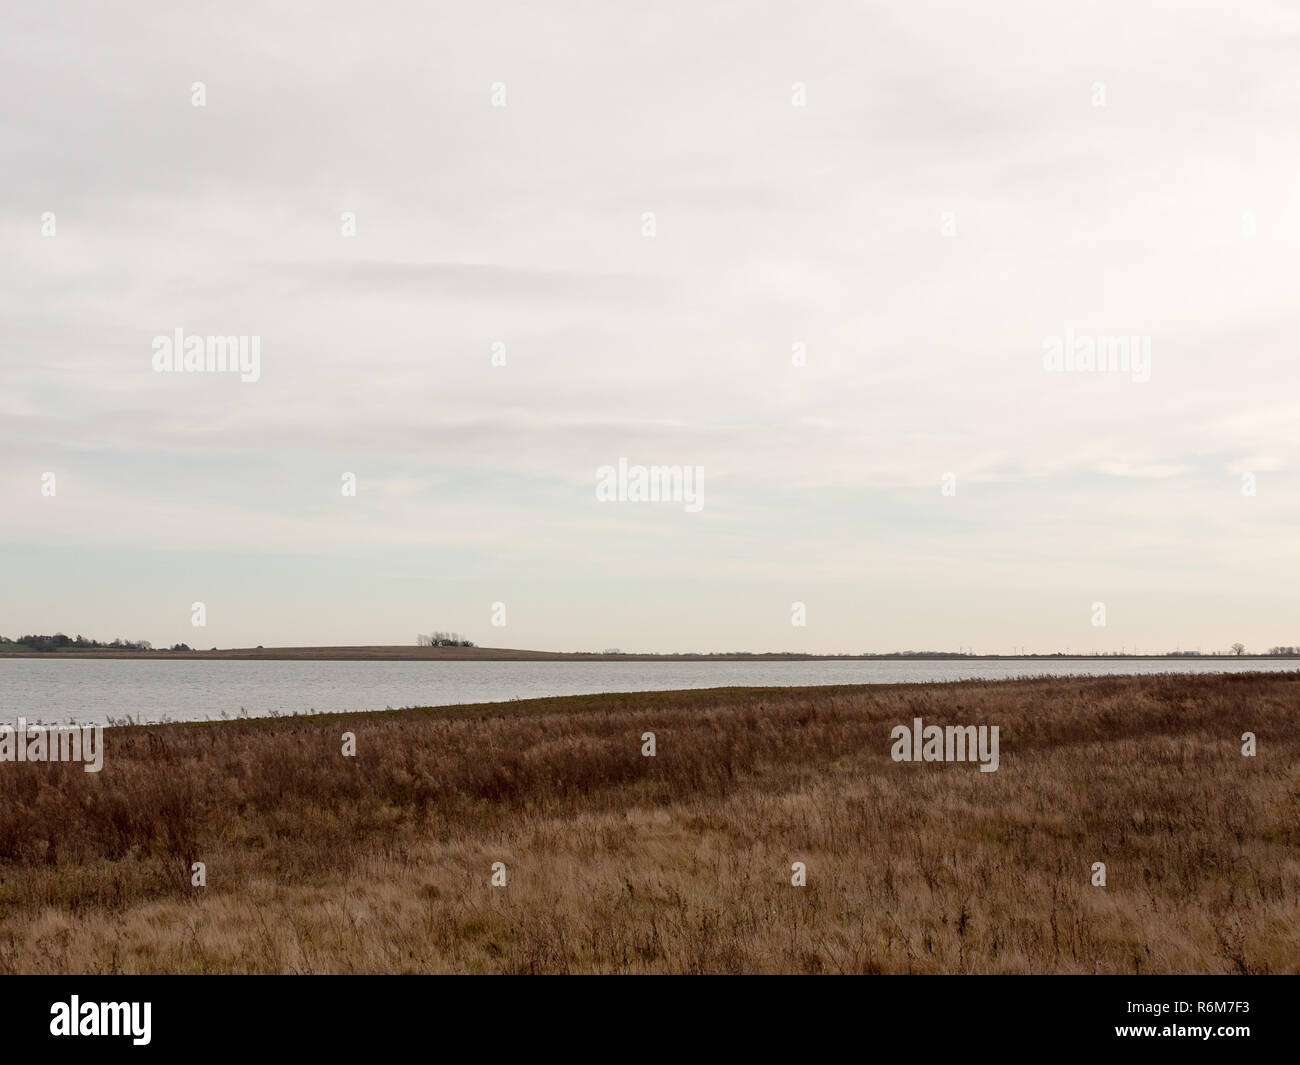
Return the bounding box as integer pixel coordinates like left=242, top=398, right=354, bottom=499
left=1, top=672, right=1297, bottom=973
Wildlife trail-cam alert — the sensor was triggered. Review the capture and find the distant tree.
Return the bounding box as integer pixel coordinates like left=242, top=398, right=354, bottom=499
left=10, top=632, right=156, bottom=651
left=418, top=631, right=475, bottom=648
left=1231, top=642, right=1246, bottom=656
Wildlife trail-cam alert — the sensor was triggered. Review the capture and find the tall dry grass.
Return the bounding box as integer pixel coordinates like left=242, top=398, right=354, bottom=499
left=0, top=672, right=1297, bottom=973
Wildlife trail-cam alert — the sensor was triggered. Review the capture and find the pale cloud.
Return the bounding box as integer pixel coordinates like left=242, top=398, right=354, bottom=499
left=1, top=0, right=1298, bottom=652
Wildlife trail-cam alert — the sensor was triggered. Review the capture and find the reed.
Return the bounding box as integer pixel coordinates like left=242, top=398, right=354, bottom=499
left=0, top=672, right=1296, bottom=973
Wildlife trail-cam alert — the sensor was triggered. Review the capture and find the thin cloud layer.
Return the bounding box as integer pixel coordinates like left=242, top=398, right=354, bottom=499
left=2, top=1, right=1298, bottom=652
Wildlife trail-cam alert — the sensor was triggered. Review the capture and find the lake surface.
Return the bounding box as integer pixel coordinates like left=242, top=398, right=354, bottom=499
left=1, top=657, right=1296, bottom=726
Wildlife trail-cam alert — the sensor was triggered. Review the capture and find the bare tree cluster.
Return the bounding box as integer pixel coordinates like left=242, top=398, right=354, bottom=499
left=416, top=631, right=475, bottom=648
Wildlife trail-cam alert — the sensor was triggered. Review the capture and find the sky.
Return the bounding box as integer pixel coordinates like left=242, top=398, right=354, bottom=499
left=2, top=0, right=1298, bottom=654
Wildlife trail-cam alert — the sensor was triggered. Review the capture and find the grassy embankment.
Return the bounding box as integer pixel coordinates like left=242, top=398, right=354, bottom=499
left=0, top=672, right=1297, bottom=973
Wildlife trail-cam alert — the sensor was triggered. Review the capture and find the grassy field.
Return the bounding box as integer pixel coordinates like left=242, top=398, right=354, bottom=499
left=0, top=672, right=1297, bottom=974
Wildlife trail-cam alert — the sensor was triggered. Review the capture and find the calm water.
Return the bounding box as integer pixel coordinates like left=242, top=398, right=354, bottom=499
left=1, top=657, right=1296, bottom=726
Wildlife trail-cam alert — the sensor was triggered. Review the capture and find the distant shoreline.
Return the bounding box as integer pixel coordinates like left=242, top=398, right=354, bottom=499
left=1, top=644, right=1295, bottom=663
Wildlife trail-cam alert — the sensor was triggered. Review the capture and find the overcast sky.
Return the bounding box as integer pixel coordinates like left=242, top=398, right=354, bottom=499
left=2, top=1, right=1298, bottom=653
